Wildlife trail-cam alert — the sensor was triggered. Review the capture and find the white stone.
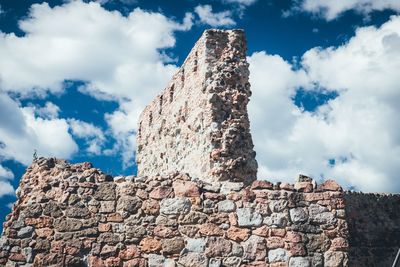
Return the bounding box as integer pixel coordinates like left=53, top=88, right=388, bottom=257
left=290, top=207, right=308, bottom=223
left=218, top=200, right=236, bottom=212
left=237, top=208, right=262, bottom=227
left=185, top=238, right=206, bottom=253
left=160, top=198, right=191, bottom=215
left=268, top=248, right=289, bottom=263
left=289, top=257, right=310, bottom=267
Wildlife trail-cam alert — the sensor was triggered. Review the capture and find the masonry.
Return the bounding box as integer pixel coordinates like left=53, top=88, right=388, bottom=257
left=0, top=30, right=399, bottom=267
left=136, top=29, right=257, bottom=185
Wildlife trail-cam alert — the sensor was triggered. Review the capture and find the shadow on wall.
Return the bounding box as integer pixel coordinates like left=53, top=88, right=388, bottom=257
left=344, top=192, right=400, bottom=266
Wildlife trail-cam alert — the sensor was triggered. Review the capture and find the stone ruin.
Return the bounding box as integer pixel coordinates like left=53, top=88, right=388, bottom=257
left=0, top=30, right=399, bottom=267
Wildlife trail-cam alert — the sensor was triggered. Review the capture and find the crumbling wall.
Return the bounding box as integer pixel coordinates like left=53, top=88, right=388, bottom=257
left=0, top=158, right=349, bottom=266
left=136, top=29, right=257, bottom=184
left=344, top=192, right=400, bottom=266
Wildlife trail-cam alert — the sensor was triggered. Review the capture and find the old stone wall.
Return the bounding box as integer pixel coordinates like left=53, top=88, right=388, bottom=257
left=0, top=158, right=349, bottom=266
left=136, top=29, right=257, bottom=185
left=344, top=192, right=400, bottom=266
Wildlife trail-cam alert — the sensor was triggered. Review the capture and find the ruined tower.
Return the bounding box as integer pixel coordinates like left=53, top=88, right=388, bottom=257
left=136, top=30, right=258, bottom=184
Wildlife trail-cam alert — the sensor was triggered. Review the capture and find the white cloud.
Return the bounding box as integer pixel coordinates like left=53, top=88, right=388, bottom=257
left=249, top=15, right=400, bottom=192
left=195, top=5, right=236, bottom=27
left=0, top=1, right=193, bottom=168
left=0, top=164, right=14, bottom=198
left=0, top=1, right=191, bottom=100
left=223, top=0, right=257, bottom=6
left=68, top=118, right=106, bottom=155
left=0, top=165, right=13, bottom=180
left=0, top=181, right=14, bottom=198
left=0, top=93, right=78, bottom=165
left=296, top=0, right=400, bottom=20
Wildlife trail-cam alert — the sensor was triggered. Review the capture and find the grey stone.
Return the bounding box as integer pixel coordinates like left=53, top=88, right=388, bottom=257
left=99, top=201, right=115, bottom=213
left=17, top=226, right=34, bottom=238
left=160, top=198, right=191, bottom=215
left=94, top=182, right=116, bottom=200
left=65, top=206, right=90, bottom=219
left=290, top=207, right=308, bottom=223
left=148, top=254, right=165, bottom=267
left=307, top=234, right=330, bottom=252
left=268, top=248, right=289, bottom=263
left=117, top=196, right=142, bottom=214
left=209, top=258, right=222, bottom=267
left=179, top=252, right=208, bottom=267
left=269, top=200, right=288, bottom=212
left=55, top=218, right=83, bottom=232
left=220, top=182, right=244, bottom=194
left=242, top=235, right=266, bottom=261
left=222, top=256, right=241, bottom=267
left=217, top=200, right=236, bottom=212
left=186, top=238, right=206, bottom=253
left=289, top=257, right=310, bottom=267
left=231, top=242, right=243, bottom=257
left=324, top=251, right=347, bottom=267
left=162, top=237, right=185, bottom=254
left=312, top=253, right=324, bottom=267
left=97, top=233, right=123, bottom=245
left=308, top=204, right=336, bottom=225
left=236, top=208, right=262, bottom=227
left=203, top=182, right=221, bottom=192
left=22, top=247, right=34, bottom=263
left=264, top=212, right=288, bottom=227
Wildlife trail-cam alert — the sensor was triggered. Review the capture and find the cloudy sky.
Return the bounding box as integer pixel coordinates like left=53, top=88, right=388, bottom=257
left=0, top=0, right=399, bottom=225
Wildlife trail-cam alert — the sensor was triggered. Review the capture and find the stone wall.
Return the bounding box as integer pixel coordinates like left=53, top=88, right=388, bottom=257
left=136, top=29, right=257, bottom=185
left=0, top=158, right=349, bottom=266
left=344, top=192, right=400, bottom=266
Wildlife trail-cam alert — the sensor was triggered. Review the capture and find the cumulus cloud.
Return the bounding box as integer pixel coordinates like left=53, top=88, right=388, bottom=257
left=0, top=93, right=78, bottom=165
left=223, top=0, right=257, bottom=6
left=68, top=118, right=106, bottom=155
left=0, top=164, right=14, bottom=198
left=293, top=0, right=400, bottom=20
left=195, top=5, right=236, bottom=27
left=248, top=15, right=400, bottom=192
left=0, top=181, right=14, bottom=198
left=0, top=1, right=192, bottom=99
left=0, top=0, right=193, bottom=168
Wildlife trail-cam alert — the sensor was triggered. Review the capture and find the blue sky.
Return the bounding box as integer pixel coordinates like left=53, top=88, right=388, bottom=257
left=0, top=0, right=399, bottom=228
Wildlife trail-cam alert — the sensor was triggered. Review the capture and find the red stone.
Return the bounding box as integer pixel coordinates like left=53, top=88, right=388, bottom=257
left=199, top=223, right=224, bottom=236
left=88, top=256, right=105, bottom=267
left=124, top=258, right=147, bottom=267
left=9, top=253, right=26, bottom=262
left=252, top=225, right=269, bottom=237
left=149, top=186, right=173, bottom=199
left=142, top=199, right=160, bottom=215
left=173, top=180, right=200, bottom=197
left=227, top=226, right=250, bottom=242
left=153, top=225, right=178, bottom=238
left=99, top=223, right=112, bottom=232
left=270, top=228, right=286, bottom=237
left=266, top=237, right=284, bottom=249
left=107, top=213, right=123, bottom=222
left=119, top=245, right=140, bottom=260
left=251, top=180, right=273, bottom=190
left=294, top=182, right=313, bottom=192
left=104, top=257, right=121, bottom=267
left=318, top=179, right=342, bottom=191
left=330, top=237, right=349, bottom=251
left=285, top=231, right=302, bottom=243
left=139, top=237, right=161, bottom=253
left=36, top=227, right=54, bottom=237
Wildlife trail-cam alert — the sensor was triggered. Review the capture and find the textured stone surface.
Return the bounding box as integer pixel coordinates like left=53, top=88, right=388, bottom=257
left=136, top=29, right=257, bottom=184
